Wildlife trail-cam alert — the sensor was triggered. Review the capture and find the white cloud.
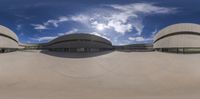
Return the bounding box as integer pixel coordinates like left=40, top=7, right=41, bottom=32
left=45, top=19, right=59, bottom=27
left=31, top=24, right=48, bottom=30
left=107, top=20, right=132, bottom=34
left=128, top=36, right=152, bottom=42
left=151, top=28, right=158, bottom=37
left=128, top=28, right=158, bottom=43
left=16, top=24, right=22, bottom=31
left=132, top=20, right=144, bottom=35
left=71, top=15, right=89, bottom=23
left=90, top=32, right=111, bottom=41
left=58, top=16, right=69, bottom=22
left=33, top=36, right=57, bottom=42
left=128, top=37, right=136, bottom=41
left=68, top=3, right=176, bottom=34
left=31, top=2, right=176, bottom=37
left=58, top=28, right=79, bottom=36
left=100, top=3, right=176, bottom=34
left=90, top=18, right=133, bottom=34
left=31, top=16, right=69, bottom=30
left=91, top=21, right=109, bottom=31
left=44, top=16, right=69, bottom=27
left=110, top=3, right=176, bottom=14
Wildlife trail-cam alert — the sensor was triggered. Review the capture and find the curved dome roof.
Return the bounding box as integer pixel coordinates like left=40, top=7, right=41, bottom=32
left=154, top=23, right=200, bottom=42
left=154, top=23, right=200, bottom=48
left=48, top=33, right=112, bottom=45
left=0, top=25, right=18, bottom=42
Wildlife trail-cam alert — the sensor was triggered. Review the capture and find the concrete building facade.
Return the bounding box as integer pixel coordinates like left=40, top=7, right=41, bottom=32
left=154, top=23, right=200, bottom=53
left=0, top=25, right=19, bottom=52
left=44, top=33, right=113, bottom=52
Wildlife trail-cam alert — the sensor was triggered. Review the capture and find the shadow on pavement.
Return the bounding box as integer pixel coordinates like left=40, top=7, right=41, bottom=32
left=40, top=50, right=114, bottom=58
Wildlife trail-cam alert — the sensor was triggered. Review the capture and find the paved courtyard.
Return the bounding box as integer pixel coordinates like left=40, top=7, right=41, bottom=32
left=0, top=50, right=200, bottom=99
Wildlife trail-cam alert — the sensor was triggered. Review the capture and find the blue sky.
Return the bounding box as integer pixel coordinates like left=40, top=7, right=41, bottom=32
left=0, top=0, right=200, bottom=45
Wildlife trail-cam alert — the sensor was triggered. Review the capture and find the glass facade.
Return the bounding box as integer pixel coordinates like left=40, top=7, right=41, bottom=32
left=0, top=48, right=18, bottom=53
left=156, top=48, right=200, bottom=54
left=48, top=48, right=113, bottom=52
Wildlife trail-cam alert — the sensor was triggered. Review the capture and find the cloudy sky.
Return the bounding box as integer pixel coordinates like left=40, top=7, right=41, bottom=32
left=0, top=0, right=200, bottom=45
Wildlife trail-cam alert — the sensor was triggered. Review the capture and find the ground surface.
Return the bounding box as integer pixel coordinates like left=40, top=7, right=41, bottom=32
left=0, top=50, right=200, bottom=99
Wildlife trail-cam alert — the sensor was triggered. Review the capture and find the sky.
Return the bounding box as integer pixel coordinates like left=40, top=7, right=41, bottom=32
left=0, top=0, right=200, bottom=45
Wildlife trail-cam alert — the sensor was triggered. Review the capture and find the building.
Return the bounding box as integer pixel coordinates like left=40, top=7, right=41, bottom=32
left=3, top=23, right=200, bottom=54
left=44, top=33, right=113, bottom=52
left=154, top=23, right=200, bottom=53
left=0, top=25, right=19, bottom=53
left=19, top=43, right=46, bottom=50
left=114, top=44, right=154, bottom=52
